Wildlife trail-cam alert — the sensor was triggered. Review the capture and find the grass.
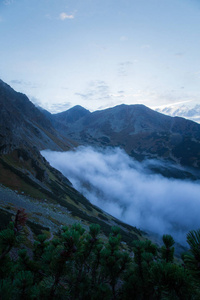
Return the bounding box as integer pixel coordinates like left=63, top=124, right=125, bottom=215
left=0, top=150, right=143, bottom=250
left=49, top=179, right=94, bottom=212
left=113, top=218, right=142, bottom=236
left=26, top=220, right=49, bottom=236
left=47, top=215, right=63, bottom=226
left=98, top=213, right=109, bottom=221
left=0, top=159, right=52, bottom=199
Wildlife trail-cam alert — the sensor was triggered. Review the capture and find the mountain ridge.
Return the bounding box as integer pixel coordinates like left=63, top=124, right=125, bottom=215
left=0, top=79, right=199, bottom=251
left=54, top=105, right=91, bottom=125
left=0, top=79, right=142, bottom=245
left=52, top=103, right=200, bottom=173
left=0, top=79, right=76, bottom=154
left=1, top=78, right=199, bottom=177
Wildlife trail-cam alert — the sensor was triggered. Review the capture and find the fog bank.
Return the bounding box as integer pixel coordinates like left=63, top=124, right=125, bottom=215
left=42, top=147, right=200, bottom=244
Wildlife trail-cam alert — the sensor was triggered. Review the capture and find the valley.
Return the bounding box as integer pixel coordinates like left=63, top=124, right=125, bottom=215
left=0, top=79, right=200, bottom=247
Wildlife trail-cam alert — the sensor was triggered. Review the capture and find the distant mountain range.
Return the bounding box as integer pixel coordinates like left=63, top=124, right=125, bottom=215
left=156, top=104, right=200, bottom=124
left=51, top=104, right=200, bottom=177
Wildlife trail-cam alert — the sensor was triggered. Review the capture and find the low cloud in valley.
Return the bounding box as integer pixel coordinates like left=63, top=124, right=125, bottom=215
left=42, top=147, right=200, bottom=244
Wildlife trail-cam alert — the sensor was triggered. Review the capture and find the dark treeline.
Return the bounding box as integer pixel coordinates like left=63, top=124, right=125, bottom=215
left=0, top=209, right=200, bottom=299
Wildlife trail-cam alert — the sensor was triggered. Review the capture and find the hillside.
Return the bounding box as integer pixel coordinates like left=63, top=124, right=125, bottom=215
left=0, top=80, right=142, bottom=245
left=0, top=80, right=76, bottom=154
left=1, top=79, right=200, bottom=247
left=53, top=104, right=200, bottom=179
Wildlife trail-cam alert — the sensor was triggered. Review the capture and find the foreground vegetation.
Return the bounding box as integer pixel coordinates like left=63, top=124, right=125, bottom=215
left=0, top=209, right=200, bottom=299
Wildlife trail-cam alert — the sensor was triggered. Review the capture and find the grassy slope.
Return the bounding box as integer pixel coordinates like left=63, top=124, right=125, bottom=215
left=0, top=149, right=142, bottom=249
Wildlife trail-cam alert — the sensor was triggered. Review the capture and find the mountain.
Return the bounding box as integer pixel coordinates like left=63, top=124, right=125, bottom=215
left=0, top=79, right=76, bottom=154
left=53, top=104, right=200, bottom=177
left=1, top=78, right=200, bottom=247
left=37, top=105, right=91, bottom=137
left=54, top=105, right=91, bottom=125
left=156, top=104, right=200, bottom=124
left=0, top=80, right=141, bottom=245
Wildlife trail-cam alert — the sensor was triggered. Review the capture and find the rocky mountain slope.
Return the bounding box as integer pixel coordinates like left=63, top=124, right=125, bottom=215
left=0, top=79, right=141, bottom=245
left=1, top=78, right=200, bottom=248
left=0, top=79, right=76, bottom=154
left=53, top=104, right=200, bottom=177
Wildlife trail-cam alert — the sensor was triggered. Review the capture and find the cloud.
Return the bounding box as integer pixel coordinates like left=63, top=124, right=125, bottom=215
left=155, top=102, right=200, bottom=123
left=46, top=102, right=72, bottom=114
left=41, top=146, right=200, bottom=245
left=118, top=61, right=134, bottom=77
left=75, top=92, right=94, bottom=99
left=3, top=0, right=14, bottom=5
left=175, top=52, right=184, bottom=57
left=75, top=80, right=111, bottom=102
left=10, top=79, right=23, bottom=85
left=120, top=36, right=128, bottom=41
left=10, top=79, right=37, bottom=88
left=59, top=12, right=74, bottom=20
left=45, top=14, right=52, bottom=20
left=119, top=61, right=133, bottom=66
left=141, top=44, right=151, bottom=49
left=30, top=96, right=43, bottom=107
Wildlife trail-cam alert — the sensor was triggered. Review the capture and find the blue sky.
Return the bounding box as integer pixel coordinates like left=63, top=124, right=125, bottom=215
left=0, top=0, right=200, bottom=113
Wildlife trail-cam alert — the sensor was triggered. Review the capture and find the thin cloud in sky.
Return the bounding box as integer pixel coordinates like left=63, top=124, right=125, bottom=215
left=10, top=79, right=23, bottom=85
left=30, top=96, right=43, bottom=107
left=120, top=36, right=128, bottom=41
left=118, top=61, right=134, bottom=77
left=47, top=102, right=72, bottom=113
left=1, top=0, right=200, bottom=114
left=10, top=79, right=38, bottom=90
left=75, top=80, right=111, bottom=102
left=45, top=14, right=52, bottom=20
left=3, top=0, right=14, bottom=5
left=59, top=12, right=74, bottom=20
left=175, top=52, right=184, bottom=57
left=141, top=44, right=151, bottom=49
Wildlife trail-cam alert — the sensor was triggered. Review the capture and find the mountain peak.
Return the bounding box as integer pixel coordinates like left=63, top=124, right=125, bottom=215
left=0, top=79, right=74, bottom=153
left=54, top=105, right=91, bottom=124
left=55, top=103, right=200, bottom=171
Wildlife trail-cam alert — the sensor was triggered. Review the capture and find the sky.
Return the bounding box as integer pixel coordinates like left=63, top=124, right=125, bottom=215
left=42, top=146, right=200, bottom=245
left=0, top=0, right=200, bottom=113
